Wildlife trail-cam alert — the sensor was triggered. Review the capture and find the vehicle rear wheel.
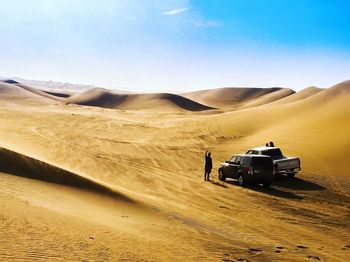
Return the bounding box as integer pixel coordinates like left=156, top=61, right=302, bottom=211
left=237, top=174, right=246, bottom=187
left=218, top=169, right=226, bottom=181
left=262, top=181, right=271, bottom=188
left=287, top=172, right=296, bottom=178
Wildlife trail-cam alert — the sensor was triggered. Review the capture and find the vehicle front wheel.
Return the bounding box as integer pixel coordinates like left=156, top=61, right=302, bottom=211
left=218, top=169, right=226, bottom=181
left=237, top=174, right=246, bottom=187
left=287, top=172, right=296, bottom=178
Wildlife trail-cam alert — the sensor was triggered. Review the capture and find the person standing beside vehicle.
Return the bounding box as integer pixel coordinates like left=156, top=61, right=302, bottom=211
left=204, top=151, right=213, bottom=181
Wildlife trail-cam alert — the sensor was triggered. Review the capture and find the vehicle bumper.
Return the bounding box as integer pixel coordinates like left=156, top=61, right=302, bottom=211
left=274, top=167, right=301, bottom=175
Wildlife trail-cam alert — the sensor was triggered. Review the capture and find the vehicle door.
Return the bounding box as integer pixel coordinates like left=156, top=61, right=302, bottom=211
left=230, top=156, right=242, bottom=178
left=240, top=156, right=251, bottom=176
left=224, top=156, right=237, bottom=178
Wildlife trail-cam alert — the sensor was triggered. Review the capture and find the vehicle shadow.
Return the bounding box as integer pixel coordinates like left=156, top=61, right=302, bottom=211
left=273, top=175, right=326, bottom=191
left=225, top=180, right=303, bottom=200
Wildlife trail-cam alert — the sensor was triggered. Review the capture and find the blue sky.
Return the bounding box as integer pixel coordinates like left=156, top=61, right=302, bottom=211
left=1, top=0, right=349, bottom=92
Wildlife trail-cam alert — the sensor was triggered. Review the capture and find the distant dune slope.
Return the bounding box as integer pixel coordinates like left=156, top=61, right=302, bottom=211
left=182, top=87, right=295, bottom=108
left=118, top=93, right=214, bottom=111
left=0, top=82, right=55, bottom=105
left=270, top=86, right=324, bottom=105
left=241, top=88, right=295, bottom=108
left=1, top=80, right=213, bottom=111
left=67, top=88, right=214, bottom=111
left=66, top=88, right=129, bottom=108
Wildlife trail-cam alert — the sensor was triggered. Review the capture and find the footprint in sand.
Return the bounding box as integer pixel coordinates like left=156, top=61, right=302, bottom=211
left=307, top=255, right=321, bottom=261
left=235, top=258, right=250, bottom=262
left=274, top=246, right=284, bottom=253
left=248, top=248, right=262, bottom=253
left=297, top=245, right=308, bottom=249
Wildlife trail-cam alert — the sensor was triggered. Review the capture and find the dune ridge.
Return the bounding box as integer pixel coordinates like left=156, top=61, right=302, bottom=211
left=0, top=146, right=134, bottom=202
left=67, top=88, right=214, bottom=111
left=182, top=87, right=295, bottom=108
left=1, top=80, right=213, bottom=111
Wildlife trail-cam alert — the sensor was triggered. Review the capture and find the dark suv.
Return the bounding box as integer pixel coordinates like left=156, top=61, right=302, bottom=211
left=218, top=154, right=273, bottom=187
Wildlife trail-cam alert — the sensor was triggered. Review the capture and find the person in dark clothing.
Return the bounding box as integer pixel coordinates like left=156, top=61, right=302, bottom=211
left=265, top=143, right=269, bottom=147
left=269, top=141, right=275, bottom=147
left=204, top=151, right=213, bottom=181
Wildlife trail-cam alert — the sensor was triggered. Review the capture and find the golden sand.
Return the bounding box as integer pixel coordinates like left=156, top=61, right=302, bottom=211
left=0, top=80, right=349, bottom=261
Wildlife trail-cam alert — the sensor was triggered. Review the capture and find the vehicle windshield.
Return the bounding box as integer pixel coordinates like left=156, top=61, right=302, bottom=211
left=261, top=149, right=283, bottom=158
left=228, top=156, right=236, bottom=162
left=251, top=157, right=272, bottom=169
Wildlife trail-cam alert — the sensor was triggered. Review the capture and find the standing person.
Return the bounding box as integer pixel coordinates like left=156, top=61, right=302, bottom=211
left=269, top=141, right=275, bottom=147
left=204, top=151, right=213, bottom=181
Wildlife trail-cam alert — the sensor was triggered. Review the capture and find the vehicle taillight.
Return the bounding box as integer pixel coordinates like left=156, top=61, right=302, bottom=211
left=248, top=166, right=254, bottom=175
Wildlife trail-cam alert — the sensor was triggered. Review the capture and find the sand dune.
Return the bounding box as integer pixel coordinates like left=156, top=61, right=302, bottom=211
left=62, top=88, right=214, bottom=111
left=118, top=93, right=214, bottom=111
left=66, top=88, right=129, bottom=108
left=271, top=86, right=323, bottom=105
left=1, top=81, right=213, bottom=111
left=0, top=79, right=349, bottom=261
left=0, top=80, right=62, bottom=104
left=0, top=146, right=133, bottom=201
left=241, top=87, right=295, bottom=108
left=182, top=87, right=294, bottom=108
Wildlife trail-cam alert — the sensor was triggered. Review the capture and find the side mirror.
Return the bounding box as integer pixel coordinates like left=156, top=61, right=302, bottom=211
left=225, top=160, right=229, bottom=163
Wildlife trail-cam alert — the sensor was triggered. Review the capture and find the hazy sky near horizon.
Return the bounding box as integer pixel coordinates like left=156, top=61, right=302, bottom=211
left=1, top=0, right=350, bottom=92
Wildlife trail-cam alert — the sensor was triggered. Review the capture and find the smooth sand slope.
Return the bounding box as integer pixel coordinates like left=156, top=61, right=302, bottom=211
left=182, top=87, right=295, bottom=108
left=0, top=80, right=349, bottom=261
left=67, top=88, right=214, bottom=111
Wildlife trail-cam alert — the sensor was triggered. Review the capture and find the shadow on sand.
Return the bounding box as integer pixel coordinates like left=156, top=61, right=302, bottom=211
left=273, top=175, right=326, bottom=191
left=217, top=179, right=302, bottom=199
left=209, top=180, right=229, bottom=188
left=222, top=175, right=326, bottom=200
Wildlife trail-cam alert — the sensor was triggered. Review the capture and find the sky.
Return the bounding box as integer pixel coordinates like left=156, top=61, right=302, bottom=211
left=0, top=0, right=350, bottom=92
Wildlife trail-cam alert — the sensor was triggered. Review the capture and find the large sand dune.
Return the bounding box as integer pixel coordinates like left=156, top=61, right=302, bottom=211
left=182, top=87, right=295, bottom=108
left=0, top=79, right=349, bottom=261
left=67, top=88, right=214, bottom=111
left=2, top=81, right=213, bottom=111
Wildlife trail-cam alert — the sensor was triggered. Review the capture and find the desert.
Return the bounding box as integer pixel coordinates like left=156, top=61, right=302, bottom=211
left=0, top=79, right=349, bottom=261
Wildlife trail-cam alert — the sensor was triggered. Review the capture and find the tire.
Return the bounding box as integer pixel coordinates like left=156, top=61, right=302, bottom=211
left=237, top=174, right=246, bottom=187
left=262, top=181, right=271, bottom=188
left=218, top=169, right=226, bottom=181
left=287, top=172, right=296, bottom=178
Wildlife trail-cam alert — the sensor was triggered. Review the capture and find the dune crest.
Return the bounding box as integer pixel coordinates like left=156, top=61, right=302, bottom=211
left=0, top=146, right=133, bottom=202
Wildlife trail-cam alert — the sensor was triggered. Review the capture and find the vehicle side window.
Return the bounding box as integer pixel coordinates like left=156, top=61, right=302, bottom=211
left=241, top=157, right=250, bottom=167
left=246, top=150, right=253, bottom=154
left=253, top=150, right=259, bottom=154
left=235, top=156, right=242, bottom=164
